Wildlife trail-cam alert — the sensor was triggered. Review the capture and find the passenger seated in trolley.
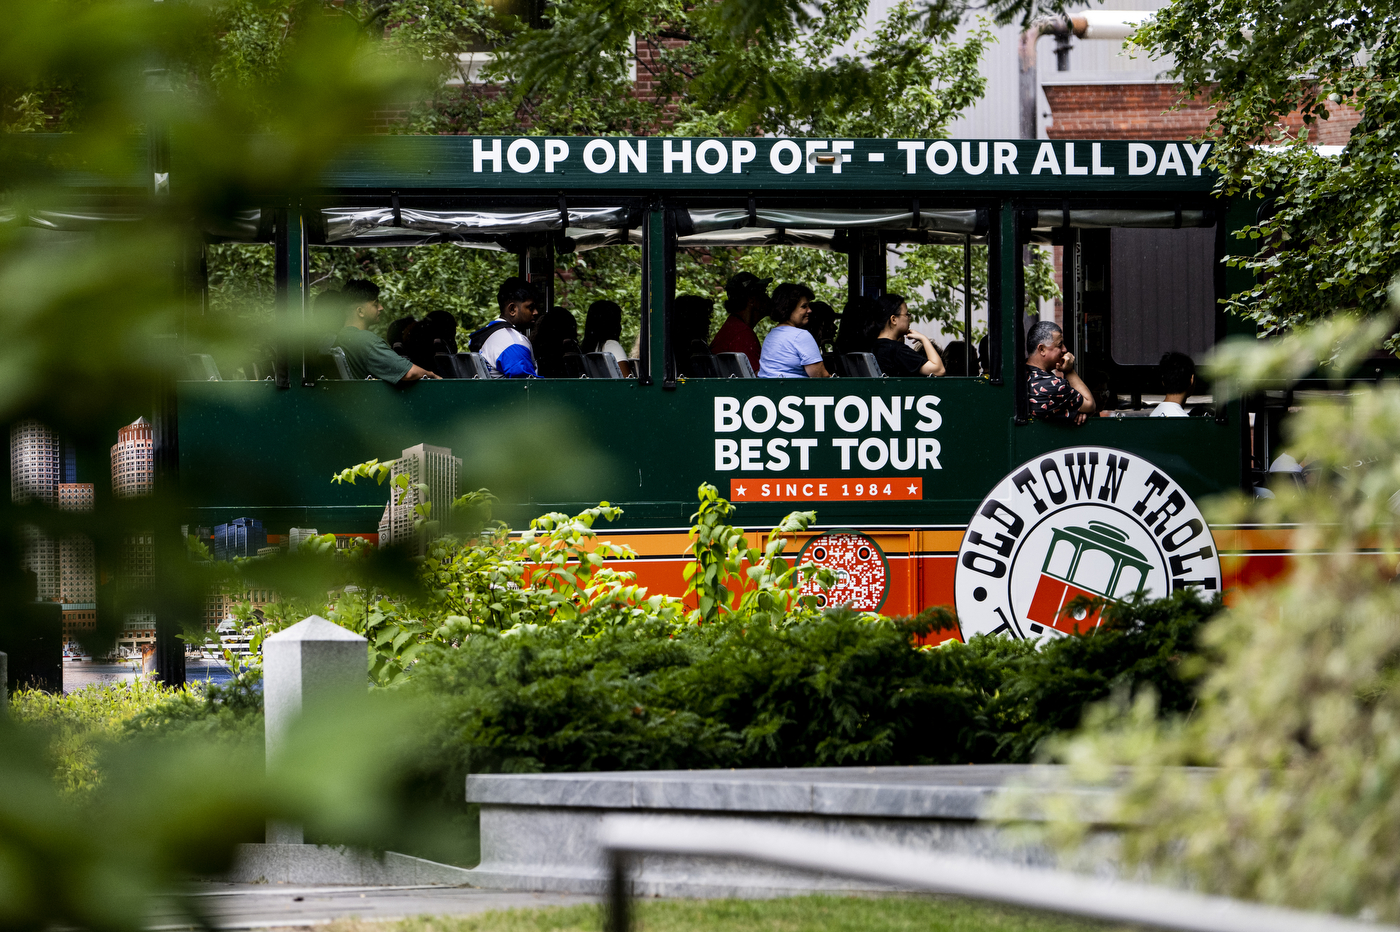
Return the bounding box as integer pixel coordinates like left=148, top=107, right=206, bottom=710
left=871, top=293, right=945, bottom=377
left=710, top=272, right=769, bottom=371
left=1025, top=319, right=1094, bottom=424
left=1152, top=351, right=1196, bottom=418
left=333, top=280, right=439, bottom=383
left=581, top=300, right=631, bottom=376
left=467, top=277, right=540, bottom=378
left=673, top=295, right=716, bottom=378
left=758, top=283, right=831, bottom=379
left=833, top=296, right=880, bottom=355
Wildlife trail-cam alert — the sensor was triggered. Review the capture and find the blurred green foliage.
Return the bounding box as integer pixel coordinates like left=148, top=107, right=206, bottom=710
left=1021, top=299, right=1400, bottom=921
left=10, top=680, right=184, bottom=794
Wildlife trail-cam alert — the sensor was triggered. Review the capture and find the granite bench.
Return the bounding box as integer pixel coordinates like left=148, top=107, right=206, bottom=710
left=464, top=765, right=1120, bottom=897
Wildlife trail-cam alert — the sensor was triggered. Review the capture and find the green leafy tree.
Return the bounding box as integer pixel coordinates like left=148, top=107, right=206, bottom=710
left=203, top=0, right=1060, bottom=344
left=1136, top=0, right=1400, bottom=343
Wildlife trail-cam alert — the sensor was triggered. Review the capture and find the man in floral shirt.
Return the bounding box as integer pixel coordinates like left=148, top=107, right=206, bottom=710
left=1025, top=320, right=1095, bottom=424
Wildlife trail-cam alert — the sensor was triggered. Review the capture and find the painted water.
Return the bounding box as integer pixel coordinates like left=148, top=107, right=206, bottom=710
left=62, top=659, right=236, bottom=693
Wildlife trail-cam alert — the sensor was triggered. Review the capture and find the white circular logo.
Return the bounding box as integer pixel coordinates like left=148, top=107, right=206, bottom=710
left=955, top=446, right=1221, bottom=639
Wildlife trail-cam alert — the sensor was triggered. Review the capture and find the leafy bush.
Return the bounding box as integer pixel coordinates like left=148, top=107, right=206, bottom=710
left=1034, top=308, right=1400, bottom=920
left=11, top=680, right=187, bottom=794
left=413, top=592, right=1217, bottom=779
left=10, top=674, right=267, bottom=794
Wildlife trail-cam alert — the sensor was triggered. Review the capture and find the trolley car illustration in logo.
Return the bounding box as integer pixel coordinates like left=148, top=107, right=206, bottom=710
left=1025, top=520, right=1153, bottom=634
left=955, top=446, right=1221, bottom=640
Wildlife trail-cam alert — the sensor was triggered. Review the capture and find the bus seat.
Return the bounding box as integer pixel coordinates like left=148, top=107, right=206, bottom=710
left=392, top=342, right=409, bottom=357
left=836, top=352, right=883, bottom=378
left=432, top=352, right=459, bottom=379
left=689, top=354, right=721, bottom=378
left=454, top=352, right=492, bottom=379
left=561, top=353, right=587, bottom=378
left=583, top=352, right=623, bottom=379
left=186, top=354, right=222, bottom=381
left=715, top=352, right=756, bottom=379
left=326, top=346, right=353, bottom=380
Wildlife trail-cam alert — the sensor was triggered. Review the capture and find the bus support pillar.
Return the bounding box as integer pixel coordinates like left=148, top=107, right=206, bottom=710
left=846, top=233, right=886, bottom=302
left=273, top=206, right=309, bottom=390
left=520, top=241, right=554, bottom=310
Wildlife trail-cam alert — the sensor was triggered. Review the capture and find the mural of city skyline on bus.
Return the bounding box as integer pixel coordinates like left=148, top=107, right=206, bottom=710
left=11, top=421, right=448, bottom=654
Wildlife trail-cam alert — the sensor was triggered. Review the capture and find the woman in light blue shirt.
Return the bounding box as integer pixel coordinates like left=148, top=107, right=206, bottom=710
left=758, top=283, right=832, bottom=378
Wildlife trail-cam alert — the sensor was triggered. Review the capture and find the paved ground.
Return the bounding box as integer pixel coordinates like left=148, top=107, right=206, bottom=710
left=149, top=883, right=599, bottom=930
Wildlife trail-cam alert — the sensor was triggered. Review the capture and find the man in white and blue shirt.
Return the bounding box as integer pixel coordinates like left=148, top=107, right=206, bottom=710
left=468, top=278, right=540, bottom=378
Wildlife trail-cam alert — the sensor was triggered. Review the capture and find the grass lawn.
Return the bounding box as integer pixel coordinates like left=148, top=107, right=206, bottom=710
left=313, top=895, right=1125, bottom=932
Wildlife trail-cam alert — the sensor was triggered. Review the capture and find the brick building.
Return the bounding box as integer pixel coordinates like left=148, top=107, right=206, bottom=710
left=1042, top=81, right=1361, bottom=144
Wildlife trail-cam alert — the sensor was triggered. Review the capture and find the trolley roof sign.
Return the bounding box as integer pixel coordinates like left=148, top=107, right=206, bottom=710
left=318, top=137, right=1217, bottom=192
left=955, top=446, right=1222, bottom=640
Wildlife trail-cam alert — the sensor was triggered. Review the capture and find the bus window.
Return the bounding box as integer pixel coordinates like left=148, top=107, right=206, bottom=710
left=206, top=201, right=644, bottom=380
left=1027, top=208, right=1217, bottom=412
left=670, top=204, right=991, bottom=378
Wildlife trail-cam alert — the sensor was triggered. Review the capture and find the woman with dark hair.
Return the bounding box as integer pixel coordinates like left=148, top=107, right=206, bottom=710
left=758, top=283, right=830, bottom=379
left=581, top=300, right=631, bottom=375
left=386, top=316, right=417, bottom=356
left=872, top=292, right=944, bottom=377
left=672, top=295, right=716, bottom=377
left=403, top=309, right=460, bottom=369
left=423, top=310, right=460, bottom=354
left=803, top=300, right=838, bottom=354
left=532, top=306, right=582, bottom=378
left=832, top=296, right=880, bottom=355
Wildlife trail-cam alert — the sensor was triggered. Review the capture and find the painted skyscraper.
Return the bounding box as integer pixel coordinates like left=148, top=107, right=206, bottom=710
left=213, top=517, right=267, bottom=562
left=11, top=422, right=99, bottom=638
left=111, top=416, right=156, bottom=650
left=111, top=417, right=154, bottom=498
left=11, top=420, right=61, bottom=505
left=58, top=482, right=96, bottom=604
left=12, top=421, right=62, bottom=601
left=379, top=443, right=461, bottom=550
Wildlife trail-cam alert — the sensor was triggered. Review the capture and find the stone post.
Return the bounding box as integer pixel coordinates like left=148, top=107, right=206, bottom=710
left=262, top=615, right=367, bottom=844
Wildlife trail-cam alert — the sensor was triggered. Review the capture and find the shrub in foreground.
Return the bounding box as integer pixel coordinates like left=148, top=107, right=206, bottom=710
left=414, top=589, right=1218, bottom=779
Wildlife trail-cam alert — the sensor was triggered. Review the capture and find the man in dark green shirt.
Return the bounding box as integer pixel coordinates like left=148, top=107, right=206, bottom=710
left=333, top=280, right=438, bottom=383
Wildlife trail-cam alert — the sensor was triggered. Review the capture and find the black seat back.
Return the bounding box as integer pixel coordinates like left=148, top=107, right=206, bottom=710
left=715, top=352, right=755, bottom=379
left=689, top=354, right=721, bottom=378
left=838, top=352, right=883, bottom=378
left=325, top=346, right=354, bottom=380
left=583, top=352, right=623, bottom=379
left=561, top=353, right=587, bottom=378
left=454, top=352, right=492, bottom=379
left=432, top=352, right=459, bottom=379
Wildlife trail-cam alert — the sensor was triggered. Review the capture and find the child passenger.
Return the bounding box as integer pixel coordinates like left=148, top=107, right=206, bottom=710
left=757, top=283, right=831, bottom=379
